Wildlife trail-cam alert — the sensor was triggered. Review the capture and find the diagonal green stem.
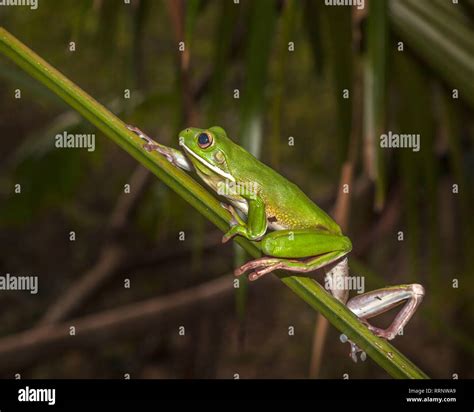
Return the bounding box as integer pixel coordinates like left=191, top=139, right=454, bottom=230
left=0, top=27, right=428, bottom=379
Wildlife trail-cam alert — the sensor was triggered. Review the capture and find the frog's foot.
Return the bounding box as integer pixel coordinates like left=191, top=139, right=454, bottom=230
left=128, top=125, right=172, bottom=159
left=127, top=125, right=155, bottom=145
left=222, top=225, right=245, bottom=243
left=127, top=124, right=192, bottom=171
left=235, top=251, right=345, bottom=281
left=339, top=334, right=366, bottom=363
left=234, top=257, right=287, bottom=280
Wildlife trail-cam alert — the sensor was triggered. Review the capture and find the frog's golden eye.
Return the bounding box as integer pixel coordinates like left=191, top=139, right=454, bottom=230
left=197, top=132, right=213, bottom=149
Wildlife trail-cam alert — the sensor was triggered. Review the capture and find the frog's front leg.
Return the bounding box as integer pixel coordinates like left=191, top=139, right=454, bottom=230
left=221, top=196, right=267, bottom=243
left=127, top=125, right=192, bottom=171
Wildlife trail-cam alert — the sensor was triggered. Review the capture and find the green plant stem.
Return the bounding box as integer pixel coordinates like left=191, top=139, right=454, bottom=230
left=0, top=27, right=428, bottom=379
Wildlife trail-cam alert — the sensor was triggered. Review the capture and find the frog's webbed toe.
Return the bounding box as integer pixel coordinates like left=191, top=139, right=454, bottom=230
left=234, top=257, right=283, bottom=278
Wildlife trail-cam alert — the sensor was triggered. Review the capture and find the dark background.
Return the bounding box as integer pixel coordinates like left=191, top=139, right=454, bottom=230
left=0, top=0, right=473, bottom=379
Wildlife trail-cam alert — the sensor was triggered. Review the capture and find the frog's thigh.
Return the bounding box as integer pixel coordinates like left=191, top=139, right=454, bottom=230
left=260, top=229, right=352, bottom=258
left=236, top=230, right=352, bottom=281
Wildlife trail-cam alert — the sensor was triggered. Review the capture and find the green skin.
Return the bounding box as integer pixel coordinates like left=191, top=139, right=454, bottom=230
left=179, top=127, right=352, bottom=269
left=127, top=125, right=425, bottom=362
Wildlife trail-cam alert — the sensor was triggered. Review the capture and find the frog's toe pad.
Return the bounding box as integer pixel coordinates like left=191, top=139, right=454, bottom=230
left=221, top=234, right=232, bottom=243
left=340, top=334, right=366, bottom=363
left=222, top=228, right=238, bottom=243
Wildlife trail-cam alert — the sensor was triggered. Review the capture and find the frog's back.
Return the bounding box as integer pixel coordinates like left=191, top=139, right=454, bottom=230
left=229, top=146, right=341, bottom=235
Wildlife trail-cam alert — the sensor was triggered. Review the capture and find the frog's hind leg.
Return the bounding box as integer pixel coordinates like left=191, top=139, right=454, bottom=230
left=346, top=284, right=425, bottom=340
left=235, top=229, right=352, bottom=281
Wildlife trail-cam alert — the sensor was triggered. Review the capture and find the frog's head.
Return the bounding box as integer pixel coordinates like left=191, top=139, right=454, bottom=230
left=179, top=126, right=235, bottom=182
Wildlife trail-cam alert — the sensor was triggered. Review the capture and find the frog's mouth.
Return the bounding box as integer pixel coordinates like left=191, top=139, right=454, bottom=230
left=179, top=140, right=235, bottom=182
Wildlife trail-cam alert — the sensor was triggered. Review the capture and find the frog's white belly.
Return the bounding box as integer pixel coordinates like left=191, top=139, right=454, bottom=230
left=229, top=198, right=248, bottom=215
left=268, top=221, right=287, bottom=230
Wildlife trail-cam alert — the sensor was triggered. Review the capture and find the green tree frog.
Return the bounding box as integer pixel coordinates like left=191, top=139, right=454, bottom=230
left=128, top=125, right=425, bottom=362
